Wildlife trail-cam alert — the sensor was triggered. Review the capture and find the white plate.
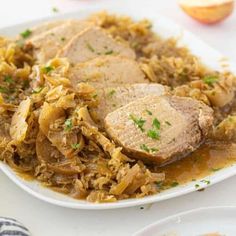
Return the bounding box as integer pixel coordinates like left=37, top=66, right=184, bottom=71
left=1, top=5, right=236, bottom=210
left=134, top=206, right=236, bottom=236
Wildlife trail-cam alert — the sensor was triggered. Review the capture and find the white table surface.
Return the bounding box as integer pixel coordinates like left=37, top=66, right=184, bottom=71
left=0, top=1, right=236, bottom=236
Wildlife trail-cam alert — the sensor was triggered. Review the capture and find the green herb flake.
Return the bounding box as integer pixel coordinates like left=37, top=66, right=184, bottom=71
left=108, top=90, right=116, bottom=97
left=155, top=181, right=163, bottom=188
left=32, top=87, right=43, bottom=94
left=150, top=147, right=159, bottom=153
left=71, top=143, right=80, bottom=150
left=129, top=114, right=146, bottom=132
left=20, top=29, right=32, bottom=39
left=152, top=118, right=160, bottom=130
left=203, top=76, right=218, bottom=86
left=145, top=109, right=152, bottom=115
left=0, top=86, right=9, bottom=94
left=170, top=182, right=179, bottom=187
left=3, top=75, right=13, bottom=83
left=211, top=167, right=222, bottom=172
left=200, top=179, right=210, bottom=185
left=64, top=118, right=73, bottom=131
left=147, top=129, right=160, bottom=140
left=86, top=42, right=95, bottom=52
left=92, top=94, right=98, bottom=99
left=195, top=184, right=200, bottom=188
left=165, top=121, right=171, bottom=126
left=42, top=66, right=54, bottom=74
left=105, top=50, right=114, bottom=55
left=52, top=7, right=59, bottom=13
left=140, top=144, right=150, bottom=153
left=61, top=37, right=66, bottom=41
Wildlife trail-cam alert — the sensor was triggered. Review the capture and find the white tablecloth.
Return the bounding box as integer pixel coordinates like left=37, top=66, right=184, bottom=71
left=0, top=1, right=236, bottom=235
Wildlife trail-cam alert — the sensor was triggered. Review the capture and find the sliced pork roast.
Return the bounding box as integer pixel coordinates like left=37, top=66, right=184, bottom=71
left=26, top=20, right=93, bottom=62
left=93, top=83, right=169, bottom=124
left=68, top=55, right=146, bottom=88
left=22, top=20, right=66, bottom=40
left=57, top=27, right=135, bottom=64
left=105, top=95, right=213, bottom=165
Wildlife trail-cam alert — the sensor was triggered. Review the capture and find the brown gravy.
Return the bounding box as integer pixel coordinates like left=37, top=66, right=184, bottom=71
left=157, top=141, right=236, bottom=188
left=17, top=141, right=236, bottom=192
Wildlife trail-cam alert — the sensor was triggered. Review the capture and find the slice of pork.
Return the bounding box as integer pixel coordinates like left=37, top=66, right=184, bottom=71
left=57, top=27, right=135, bottom=64
left=68, top=55, right=147, bottom=88
left=21, top=20, right=66, bottom=40
left=105, top=95, right=213, bottom=165
left=93, top=83, right=169, bottom=124
left=26, top=20, right=93, bottom=62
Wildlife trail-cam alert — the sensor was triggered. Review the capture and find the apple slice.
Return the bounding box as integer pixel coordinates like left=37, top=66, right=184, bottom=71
left=178, top=0, right=234, bottom=24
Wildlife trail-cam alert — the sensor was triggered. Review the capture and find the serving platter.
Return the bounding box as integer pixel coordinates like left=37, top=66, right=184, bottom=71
left=0, top=4, right=236, bottom=210
left=134, top=206, right=236, bottom=236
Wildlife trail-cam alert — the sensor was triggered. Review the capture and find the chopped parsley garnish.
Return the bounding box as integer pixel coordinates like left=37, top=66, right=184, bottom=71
left=129, top=114, right=146, bottom=132
left=145, top=118, right=161, bottom=139
left=201, top=179, right=210, bottom=185
left=64, top=118, right=73, bottom=131
left=0, top=86, right=9, bottom=94
left=3, top=75, right=13, bottom=83
left=165, top=121, right=171, bottom=126
left=20, top=29, right=32, bottom=39
left=150, top=147, right=159, bottom=152
left=203, top=76, right=218, bottom=86
left=108, top=90, right=116, bottom=97
left=211, top=167, right=222, bottom=172
left=92, top=94, right=98, bottom=98
left=140, top=144, right=158, bottom=153
left=42, top=66, right=54, bottom=74
left=71, top=143, right=80, bottom=150
left=52, top=7, right=59, bottom=13
left=195, top=184, right=200, bottom=188
left=32, top=87, right=43, bottom=94
left=155, top=181, right=163, bottom=188
left=86, top=42, right=95, bottom=52
left=170, top=182, right=179, bottom=187
left=147, top=129, right=160, bottom=140
left=145, top=109, right=152, bottom=115
left=140, top=144, right=150, bottom=152
left=61, top=37, right=66, bottom=41
left=152, top=118, right=160, bottom=129
left=140, top=207, right=144, bottom=210
left=105, top=50, right=114, bottom=55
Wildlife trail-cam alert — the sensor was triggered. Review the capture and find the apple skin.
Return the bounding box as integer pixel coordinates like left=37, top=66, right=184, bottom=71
left=179, top=1, right=234, bottom=24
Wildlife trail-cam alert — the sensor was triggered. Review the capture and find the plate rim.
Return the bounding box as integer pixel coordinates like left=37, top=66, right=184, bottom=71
left=1, top=5, right=236, bottom=210
left=133, top=206, right=236, bottom=235
left=2, top=161, right=236, bottom=210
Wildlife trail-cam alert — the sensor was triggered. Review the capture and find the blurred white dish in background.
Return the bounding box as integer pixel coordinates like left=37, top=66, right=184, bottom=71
left=133, top=206, right=236, bottom=236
